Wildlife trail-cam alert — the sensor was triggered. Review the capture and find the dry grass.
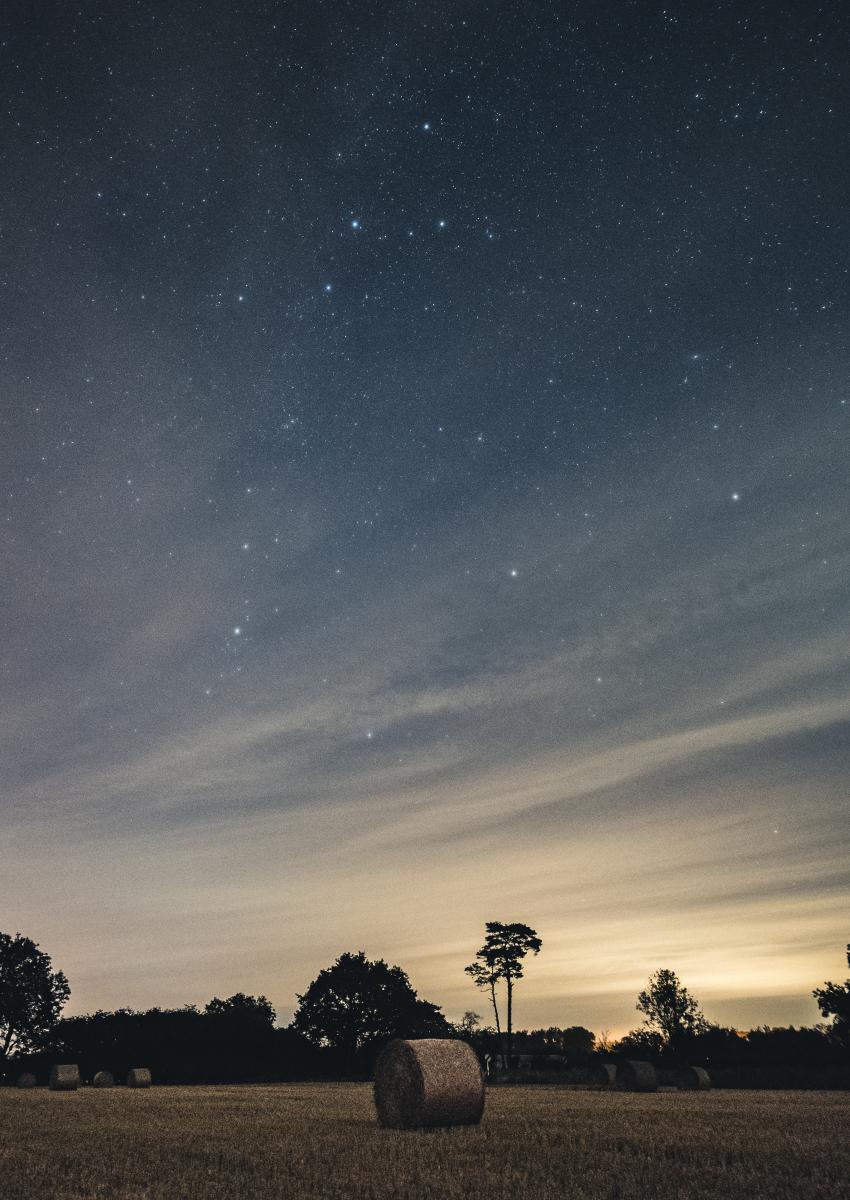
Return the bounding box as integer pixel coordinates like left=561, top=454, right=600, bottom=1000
left=1, top=1083, right=848, bottom=1199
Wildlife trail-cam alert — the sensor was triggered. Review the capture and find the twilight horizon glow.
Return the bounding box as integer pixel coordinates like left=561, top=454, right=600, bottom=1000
left=2, top=2, right=848, bottom=1038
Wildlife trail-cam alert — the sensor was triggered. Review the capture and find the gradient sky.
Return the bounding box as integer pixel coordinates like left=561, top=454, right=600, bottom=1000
left=2, top=1, right=849, bottom=1037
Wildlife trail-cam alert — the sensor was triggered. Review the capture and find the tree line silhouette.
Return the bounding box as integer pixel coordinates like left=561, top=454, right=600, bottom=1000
left=1, top=928, right=848, bottom=1087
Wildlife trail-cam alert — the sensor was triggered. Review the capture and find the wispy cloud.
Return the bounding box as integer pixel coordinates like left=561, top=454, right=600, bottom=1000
left=2, top=412, right=848, bottom=1029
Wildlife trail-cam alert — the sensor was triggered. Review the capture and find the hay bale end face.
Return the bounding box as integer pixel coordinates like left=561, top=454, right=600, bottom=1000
left=16, top=1072, right=37, bottom=1089
left=677, top=1065, right=711, bottom=1091
left=126, top=1067, right=152, bottom=1088
left=92, top=1070, right=115, bottom=1088
left=49, top=1064, right=81, bottom=1091
left=588, top=1062, right=617, bottom=1087
left=616, top=1060, right=658, bottom=1093
left=374, top=1038, right=485, bottom=1129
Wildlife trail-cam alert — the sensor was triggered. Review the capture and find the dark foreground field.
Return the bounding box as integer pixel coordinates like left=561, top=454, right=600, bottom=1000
left=2, top=1082, right=848, bottom=1199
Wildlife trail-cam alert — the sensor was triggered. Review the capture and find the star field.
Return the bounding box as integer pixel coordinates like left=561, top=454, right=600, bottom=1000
left=1, top=1, right=849, bottom=1031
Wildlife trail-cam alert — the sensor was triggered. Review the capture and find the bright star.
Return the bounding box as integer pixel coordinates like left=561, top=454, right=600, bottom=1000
left=232, top=626, right=242, bottom=636
left=731, top=492, right=740, bottom=501
left=509, top=569, right=518, bottom=578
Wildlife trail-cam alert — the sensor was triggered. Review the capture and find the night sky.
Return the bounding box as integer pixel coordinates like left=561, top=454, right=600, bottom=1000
left=2, top=1, right=848, bottom=1034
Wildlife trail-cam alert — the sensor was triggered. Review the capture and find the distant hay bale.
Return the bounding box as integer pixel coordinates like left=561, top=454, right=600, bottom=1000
left=588, top=1062, right=617, bottom=1087
left=16, top=1072, right=37, bottom=1089
left=126, top=1067, right=152, bottom=1088
left=677, top=1065, right=711, bottom=1091
left=49, top=1064, right=81, bottom=1091
left=92, top=1071, right=115, bottom=1088
left=616, top=1060, right=657, bottom=1092
left=373, top=1038, right=485, bottom=1129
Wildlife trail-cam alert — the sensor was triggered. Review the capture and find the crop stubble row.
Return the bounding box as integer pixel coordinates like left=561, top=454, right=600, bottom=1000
left=1, top=1083, right=847, bottom=1200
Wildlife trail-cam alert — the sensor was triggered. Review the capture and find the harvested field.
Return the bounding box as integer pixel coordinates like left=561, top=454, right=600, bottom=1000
left=1, top=1083, right=847, bottom=1199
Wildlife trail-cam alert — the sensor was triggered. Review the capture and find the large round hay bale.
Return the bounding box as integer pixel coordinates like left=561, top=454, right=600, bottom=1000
left=588, top=1062, right=617, bottom=1087
left=16, top=1072, right=37, bottom=1089
left=126, top=1067, right=152, bottom=1088
left=616, top=1060, right=657, bottom=1092
left=49, top=1064, right=80, bottom=1091
left=92, top=1071, right=115, bottom=1088
left=677, top=1065, right=711, bottom=1091
left=373, top=1038, right=484, bottom=1129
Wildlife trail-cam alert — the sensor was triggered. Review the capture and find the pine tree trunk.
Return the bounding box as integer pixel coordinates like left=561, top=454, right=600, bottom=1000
left=488, top=980, right=506, bottom=1069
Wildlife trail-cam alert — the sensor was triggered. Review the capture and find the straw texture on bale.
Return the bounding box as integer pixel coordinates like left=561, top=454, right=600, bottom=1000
left=16, top=1072, right=37, bottom=1089
left=92, top=1070, right=115, bottom=1088
left=49, top=1064, right=81, bottom=1091
left=588, top=1062, right=617, bottom=1087
left=373, top=1038, right=485, bottom=1129
left=127, top=1067, right=152, bottom=1088
left=677, top=1065, right=711, bottom=1090
left=616, top=1060, right=657, bottom=1092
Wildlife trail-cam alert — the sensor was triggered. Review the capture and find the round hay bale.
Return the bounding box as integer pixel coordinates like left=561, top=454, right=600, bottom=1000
left=16, top=1072, right=37, bottom=1089
left=49, top=1064, right=80, bottom=1091
left=126, top=1067, right=152, bottom=1088
left=92, top=1070, right=115, bottom=1088
left=373, top=1038, right=484, bottom=1129
left=677, top=1065, right=711, bottom=1091
left=616, top=1060, right=657, bottom=1093
left=588, top=1062, right=617, bottom=1087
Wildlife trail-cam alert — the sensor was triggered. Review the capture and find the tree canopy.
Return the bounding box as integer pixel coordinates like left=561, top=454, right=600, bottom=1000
left=292, top=951, right=450, bottom=1065
left=0, top=931, right=70, bottom=1060
left=466, top=921, right=542, bottom=1062
left=813, top=944, right=850, bottom=1043
left=205, top=993, right=276, bottom=1027
left=636, top=968, right=708, bottom=1054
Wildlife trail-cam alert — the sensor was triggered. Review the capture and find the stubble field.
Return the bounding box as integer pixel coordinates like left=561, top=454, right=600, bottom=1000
left=2, top=1082, right=848, bottom=1199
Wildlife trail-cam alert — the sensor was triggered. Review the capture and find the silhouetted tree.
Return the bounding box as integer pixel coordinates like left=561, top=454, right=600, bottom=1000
left=613, top=1027, right=666, bottom=1058
left=464, top=955, right=504, bottom=1060
left=292, top=951, right=449, bottom=1071
left=454, top=1011, right=481, bottom=1037
left=45, top=1000, right=286, bottom=1084
left=560, top=1025, right=596, bottom=1061
left=813, top=945, right=850, bottom=1044
left=0, top=932, right=69, bottom=1066
left=205, top=993, right=276, bottom=1027
left=467, top=922, right=541, bottom=1064
left=636, top=968, right=708, bottom=1055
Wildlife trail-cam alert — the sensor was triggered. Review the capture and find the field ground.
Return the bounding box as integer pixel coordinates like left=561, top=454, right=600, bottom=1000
left=2, top=1082, right=848, bottom=1199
